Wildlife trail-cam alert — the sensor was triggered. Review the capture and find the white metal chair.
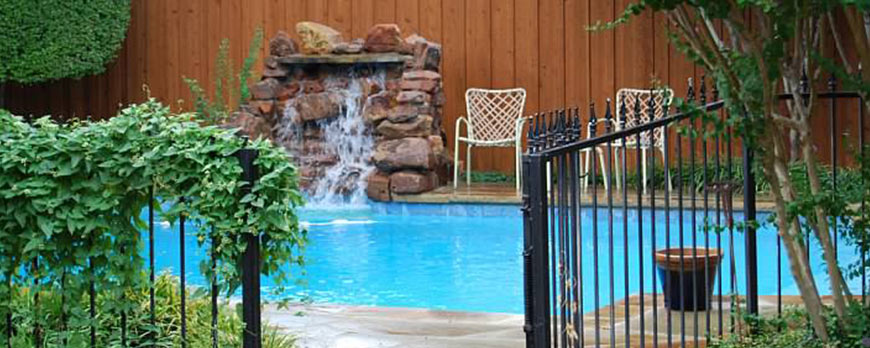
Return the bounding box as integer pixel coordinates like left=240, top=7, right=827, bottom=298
left=453, top=88, right=528, bottom=191
left=581, top=121, right=613, bottom=192
left=583, top=88, right=674, bottom=194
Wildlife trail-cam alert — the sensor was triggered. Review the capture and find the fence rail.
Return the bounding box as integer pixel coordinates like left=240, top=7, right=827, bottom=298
left=522, top=76, right=868, bottom=347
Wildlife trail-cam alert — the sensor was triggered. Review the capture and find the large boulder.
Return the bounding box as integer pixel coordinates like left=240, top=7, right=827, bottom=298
left=405, top=35, right=442, bottom=71
left=296, top=22, right=343, bottom=54
left=362, top=91, right=394, bottom=125
left=333, top=38, right=364, bottom=54
left=366, top=171, right=392, bottom=201
left=291, top=92, right=343, bottom=122
left=250, top=78, right=280, bottom=100
left=389, top=171, right=438, bottom=194
left=223, top=112, right=273, bottom=141
left=386, top=104, right=422, bottom=123
left=399, top=71, right=441, bottom=93
left=363, top=24, right=403, bottom=53
left=396, top=91, right=431, bottom=105
left=376, top=115, right=433, bottom=139
left=269, top=31, right=299, bottom=57
left=373, top=137, right=433, bottom=172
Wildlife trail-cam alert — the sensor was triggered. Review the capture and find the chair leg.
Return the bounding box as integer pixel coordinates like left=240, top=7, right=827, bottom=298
left=515, top=142, right=522, bottom=192
left=466, top=145, right=472, bottom=187
left=613, top=147, right=622, bottom=191
left=641, top=147, right=649, bottom=195
left=598, top=148, right=609, bottom=191
left=583, top=150, right=591, bottom=193
left=659, top=147, right=673, bottom=192
left=453, top=139, right=461, bottom=189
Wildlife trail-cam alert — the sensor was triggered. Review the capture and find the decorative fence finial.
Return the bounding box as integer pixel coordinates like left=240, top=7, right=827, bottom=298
left=619, top=98, right=627, bottom=130
left=687, top=77, right=695, bottom=103
left=572, top=107, right=582, bottom=141
left=700, top=74, right=707, bottom=106
left=604, top=98, right=613, bottom=133
left=589, top=103, right=598, bottom=137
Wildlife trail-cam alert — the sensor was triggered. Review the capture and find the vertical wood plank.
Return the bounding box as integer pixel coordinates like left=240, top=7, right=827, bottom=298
left=306, top=0, right=329, bottom=23
left=106, top=48, right=126, bottom=116
left=351, top=0, right=375, bottom=38
left=204, top=0, right=222, bottom=106
left=588, top=0, right=613, bottom=109
left=373, top=0, right=396, bottom=24
left=47, top=81, right=67, bottom=118
left=126, top=0, right=148, bottom=104
left=147, top=0, right=167, bottom=102
left=464, top=0, right=493, bottom=171
left=166, top=0, right=181, bottom=109
left=286, top=0, right=307, bottom=40
left=614, top=0, right=653, bottom=91
left=179, top=0, right=205, bottom=109
left=652, top=12, right=670, bottom=89
left=442, top=0, right=466, bottom=173
left=396, top=0, right=420, bottom=35
left=515, top=0, right=539, bottom=116
left=419, top=0, right=443, bottom=43
left=491, top=0, right=516, bottom=173
left=564, top=0, right=589, bottom=113
left=267, top=0, right=288, bottom=37
left=328, top=0, right=353, bottom=38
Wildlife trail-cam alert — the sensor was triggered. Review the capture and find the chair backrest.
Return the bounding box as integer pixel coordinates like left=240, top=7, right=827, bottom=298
left=615, top=88, right=674, bottom=148
left=465, top=88, right=527, bottom=142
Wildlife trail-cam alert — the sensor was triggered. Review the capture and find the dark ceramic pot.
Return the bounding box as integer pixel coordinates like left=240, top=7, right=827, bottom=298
left=654, top=248, right=723, bottom=311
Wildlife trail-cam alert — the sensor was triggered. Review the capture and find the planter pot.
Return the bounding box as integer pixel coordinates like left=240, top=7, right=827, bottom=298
left=654, top=248, right=723, bottom=311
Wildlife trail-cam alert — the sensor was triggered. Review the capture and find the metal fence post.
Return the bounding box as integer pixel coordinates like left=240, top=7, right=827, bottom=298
left=238, top=147, right=262, bottom=348
left=741, top=136, right=759, bottom=315
left=524, top=153, right=550, bottom=348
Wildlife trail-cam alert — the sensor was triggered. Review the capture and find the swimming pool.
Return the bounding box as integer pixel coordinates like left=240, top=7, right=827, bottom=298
left=150, top=203, right=862, bottom=314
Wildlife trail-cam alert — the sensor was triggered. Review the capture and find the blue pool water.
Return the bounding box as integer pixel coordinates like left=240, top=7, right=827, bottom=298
left=149, top=203, right=863, bottom=314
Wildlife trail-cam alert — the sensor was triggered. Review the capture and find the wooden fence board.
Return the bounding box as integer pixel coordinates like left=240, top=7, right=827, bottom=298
left=5, top=0, right=853, bottom=172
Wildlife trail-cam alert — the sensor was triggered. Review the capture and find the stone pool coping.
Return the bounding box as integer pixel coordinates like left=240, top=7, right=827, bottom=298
left=392, top=182, right=777, bottom=211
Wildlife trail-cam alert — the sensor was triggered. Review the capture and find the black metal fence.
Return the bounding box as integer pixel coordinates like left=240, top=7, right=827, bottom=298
left=521, top=76, right=868, bottom=347
left=4, top=128, right=265, bottom=348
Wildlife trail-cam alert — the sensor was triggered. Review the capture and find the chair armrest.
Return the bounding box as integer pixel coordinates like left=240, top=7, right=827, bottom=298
left=455, top=116, right=470, bottom=140
left=514, top=116, right=531, bottom=138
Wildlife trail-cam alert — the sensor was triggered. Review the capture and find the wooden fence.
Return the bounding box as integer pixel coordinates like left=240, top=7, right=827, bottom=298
left=3, top=0, right=859, bottom=173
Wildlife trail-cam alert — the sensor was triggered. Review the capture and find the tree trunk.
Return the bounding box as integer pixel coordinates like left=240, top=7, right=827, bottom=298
left=802, top=135, right=852, bottom=323
left=762, top=135, right=831, bottom=340
left=0, top=82, right=5, bottom=110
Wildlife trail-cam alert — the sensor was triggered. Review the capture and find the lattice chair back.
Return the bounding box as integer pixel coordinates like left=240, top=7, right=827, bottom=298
left=616, top=88, right=674, bottom=148
left=465, top=88, right=527, bottom=144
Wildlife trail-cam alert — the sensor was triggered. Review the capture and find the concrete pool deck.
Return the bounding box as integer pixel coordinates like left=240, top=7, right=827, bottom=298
left=264, top=303, right=525, bottom=348
left=265, top=295, right=801, bottom=348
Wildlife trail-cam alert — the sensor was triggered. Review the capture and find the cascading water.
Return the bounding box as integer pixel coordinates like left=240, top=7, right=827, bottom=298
left=277, top=74, right=383, bottom=208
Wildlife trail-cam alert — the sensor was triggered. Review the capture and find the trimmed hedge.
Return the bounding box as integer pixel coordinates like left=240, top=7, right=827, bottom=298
left=0, top=0, right=131, bottom=84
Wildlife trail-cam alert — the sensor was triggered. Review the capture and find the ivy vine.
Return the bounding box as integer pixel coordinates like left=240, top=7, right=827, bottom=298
left=0, top=100, right=305, bottom=326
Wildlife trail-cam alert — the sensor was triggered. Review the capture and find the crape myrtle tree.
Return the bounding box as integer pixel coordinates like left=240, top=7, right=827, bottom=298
left=606, top=0, right=869, bottom=342
left=0, top=0, right=131, bottom=108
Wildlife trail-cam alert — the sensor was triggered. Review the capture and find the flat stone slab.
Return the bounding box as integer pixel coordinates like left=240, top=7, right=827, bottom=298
left=263, top=303, right=524, bottom=348
left=276, top=53, right=410, bottom=65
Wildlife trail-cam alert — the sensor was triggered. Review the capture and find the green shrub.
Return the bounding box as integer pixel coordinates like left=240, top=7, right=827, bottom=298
left=185, top=27, right=264, bottom=125
left=3, top=274, right=295, bottom=347
left=0, top=100, right=305, bottom=345
left=710, top=303, right=870, bottom=348
left=466, top=171, right=516, bottom=183
left=0, top=0, right=131, bottom=84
